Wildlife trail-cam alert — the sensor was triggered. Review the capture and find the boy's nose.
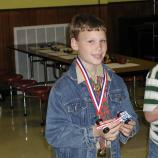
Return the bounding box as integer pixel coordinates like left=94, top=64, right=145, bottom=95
left=97, top=42, right=102, bottom=50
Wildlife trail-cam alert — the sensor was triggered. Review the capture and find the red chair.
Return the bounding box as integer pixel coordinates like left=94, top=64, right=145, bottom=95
left=12, top=79, right=37, bottom=116
left=0, top=74, right=23, bottom=108
left=25, top=85, right=52, bottom=125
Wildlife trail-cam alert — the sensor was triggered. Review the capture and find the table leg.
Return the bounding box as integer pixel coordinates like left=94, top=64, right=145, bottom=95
left=43, top=60, right=48, bottom=85
left=133, top=75, right=143, bottom=110
left=29, top=55, right=34, bottom=79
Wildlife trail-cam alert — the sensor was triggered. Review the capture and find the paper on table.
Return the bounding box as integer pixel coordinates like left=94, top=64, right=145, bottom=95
left=107, top=63, right=140, bottom=69
left=59, top=54, right=77, bottom=59
left=38, top=49, right=78, bottom=56
left=38, top=49, right=57, bottom=54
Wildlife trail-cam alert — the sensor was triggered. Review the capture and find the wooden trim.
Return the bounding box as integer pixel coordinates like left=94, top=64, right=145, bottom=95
left=0, top=1, right=156, bottom=74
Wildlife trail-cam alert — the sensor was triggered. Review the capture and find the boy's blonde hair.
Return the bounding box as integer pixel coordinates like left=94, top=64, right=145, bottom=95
left=69, top=13, right=107, bottom=40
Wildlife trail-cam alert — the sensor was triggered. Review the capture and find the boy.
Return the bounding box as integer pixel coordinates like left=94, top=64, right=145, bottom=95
left=143, top=64, right=158, bottom=158
left=45, top=13, right=139, bottom=158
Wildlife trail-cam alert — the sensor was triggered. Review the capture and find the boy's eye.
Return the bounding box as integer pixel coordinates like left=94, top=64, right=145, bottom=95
left=88, top=40, right=106, bottom=43
left=88, top=40, right=95, bottom=44
left=101, top=40, right=106, bottom=43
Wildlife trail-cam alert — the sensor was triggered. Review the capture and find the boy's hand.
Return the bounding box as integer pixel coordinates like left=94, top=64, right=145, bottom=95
left=119, top=120, right=136, bottom=137
left=93, top=118, right=122, bottom=141
left=103, top=119, right=122, bottom=141
left=93, top=119, right=115, bottom=138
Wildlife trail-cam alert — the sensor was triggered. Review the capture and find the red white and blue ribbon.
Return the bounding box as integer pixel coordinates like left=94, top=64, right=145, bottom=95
left=76, top=57, right=108, bottom=114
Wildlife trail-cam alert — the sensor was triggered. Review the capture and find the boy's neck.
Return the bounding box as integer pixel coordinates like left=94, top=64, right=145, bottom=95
left=79, top=58, right=101, bottom=76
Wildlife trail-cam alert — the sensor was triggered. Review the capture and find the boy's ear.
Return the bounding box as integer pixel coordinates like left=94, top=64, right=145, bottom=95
left=71, top=38, right=78, bottom=51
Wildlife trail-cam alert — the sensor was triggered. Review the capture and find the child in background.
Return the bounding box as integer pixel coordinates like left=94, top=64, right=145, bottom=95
left=143, top=64, right=158, bottom=158
left=45, top=13, right=139, bottom=158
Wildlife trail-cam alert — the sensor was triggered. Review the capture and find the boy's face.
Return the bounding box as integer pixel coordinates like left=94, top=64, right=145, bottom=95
left=71, top=30, right=107, bottom=66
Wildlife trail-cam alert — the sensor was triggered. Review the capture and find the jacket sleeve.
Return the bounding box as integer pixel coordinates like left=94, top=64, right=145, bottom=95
left=118, top=79, right=140, bottom=144
left=45, top=87, right=97, bottom=148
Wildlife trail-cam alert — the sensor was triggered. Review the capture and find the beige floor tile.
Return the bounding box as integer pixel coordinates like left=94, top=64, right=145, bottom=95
left=0, top=92, right=149, bottom=158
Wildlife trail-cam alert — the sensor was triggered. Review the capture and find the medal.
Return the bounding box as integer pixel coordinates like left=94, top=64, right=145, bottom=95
left=94, top=83, right=101, bottom=92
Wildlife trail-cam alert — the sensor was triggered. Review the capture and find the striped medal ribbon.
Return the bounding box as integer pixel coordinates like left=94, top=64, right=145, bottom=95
left=76, top=57, right=108, bottom=115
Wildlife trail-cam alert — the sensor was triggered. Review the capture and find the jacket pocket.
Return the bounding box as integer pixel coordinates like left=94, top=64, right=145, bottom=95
left=109, top=89, right=126, bottom=104
left=108, top=89, right=126, bottom=115
left=65, top=98, right=96, bottom=125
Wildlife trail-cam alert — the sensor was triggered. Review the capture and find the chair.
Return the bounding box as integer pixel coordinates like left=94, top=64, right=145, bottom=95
left=0, top=74, right=23, bottom=108
left=25, top=85, right=52, bottom=125
left=12, top=79, right=37, bottom=116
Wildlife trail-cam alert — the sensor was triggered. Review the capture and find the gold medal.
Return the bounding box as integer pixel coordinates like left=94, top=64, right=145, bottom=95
left=94, top=83, right=101, bottom=92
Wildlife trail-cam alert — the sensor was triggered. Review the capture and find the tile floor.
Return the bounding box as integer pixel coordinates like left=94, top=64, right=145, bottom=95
left=0, top=95, right=54, bottom=158
left=0, top=93, right=149, bottom=158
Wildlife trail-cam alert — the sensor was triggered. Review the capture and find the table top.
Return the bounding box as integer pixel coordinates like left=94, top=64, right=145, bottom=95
left=11, top=44, right=76, bottom=64
left=107, top=55, right=156, bottom=73
left=9, top=44, right=157, bottom=74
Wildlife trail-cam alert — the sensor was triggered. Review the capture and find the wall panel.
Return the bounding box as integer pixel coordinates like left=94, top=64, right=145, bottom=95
left=0, top=1, right=156, bottom=75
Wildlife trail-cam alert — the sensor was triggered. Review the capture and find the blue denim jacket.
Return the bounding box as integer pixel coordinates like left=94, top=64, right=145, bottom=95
left=45, top=60, right=139, bottom=158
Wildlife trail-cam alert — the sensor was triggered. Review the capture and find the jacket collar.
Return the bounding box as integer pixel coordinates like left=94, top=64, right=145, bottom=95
left=66, top=59, right=112, bottom=84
